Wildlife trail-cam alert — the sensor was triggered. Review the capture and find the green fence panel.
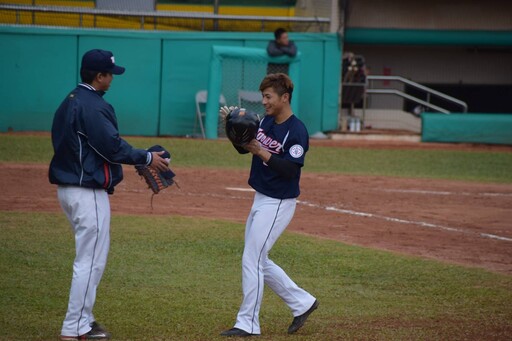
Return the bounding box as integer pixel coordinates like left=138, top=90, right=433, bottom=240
left=0, top=33, right=77, bottom=132
left=421, top=113, right=512, bottom=145
left=0, top=27, right=340, bottom=137
left=323, top=38, right=341, bottom=132
left=160, top=38, right=244, bottom=137
left=294, top=40, right=324, bottom=135
left=79, top=36, right=162, bottom=136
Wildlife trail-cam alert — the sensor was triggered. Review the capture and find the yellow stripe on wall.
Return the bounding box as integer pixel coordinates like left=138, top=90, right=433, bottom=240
left=157, top=4, right=295, bottom=17
left=2, top=0, right=93, bottom=7
left=0, top=2, right=296, bottom=31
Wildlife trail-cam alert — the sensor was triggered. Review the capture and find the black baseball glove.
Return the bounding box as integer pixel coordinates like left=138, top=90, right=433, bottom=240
left=135, top=145, right=176, bottom=194
left=223, top=107, right=260, bottom=146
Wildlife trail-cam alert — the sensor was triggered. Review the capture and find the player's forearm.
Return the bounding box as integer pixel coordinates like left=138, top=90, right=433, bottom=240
left=267, top=41, right=285, bottom=56
left=267, top=155, right=300, bottom=179
left=281, top=42, right=297, bottom=57
left=243, top=140, right=270, bottom=161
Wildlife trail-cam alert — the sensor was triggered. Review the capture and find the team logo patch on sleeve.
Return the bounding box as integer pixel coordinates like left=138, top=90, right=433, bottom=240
left=289, top=144, right=304, bottom=158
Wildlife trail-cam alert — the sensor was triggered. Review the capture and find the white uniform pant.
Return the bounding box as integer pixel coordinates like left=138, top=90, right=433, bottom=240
left=234, top=192, right=316, bottom=335
left=57, top=186, right=110, bottom=337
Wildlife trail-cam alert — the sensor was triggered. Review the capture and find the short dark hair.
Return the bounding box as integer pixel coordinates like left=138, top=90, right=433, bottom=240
left=274, top=27, right=287, bottom=40
left=259, top=73, right=294, bottom=102
left=80, top=69, right=108, bottom=84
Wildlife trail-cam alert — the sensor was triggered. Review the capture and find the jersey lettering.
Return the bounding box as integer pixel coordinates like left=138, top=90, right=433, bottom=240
left=257, top=129, right=283, bottom=154
left=249, top=115, right=309, bottom=199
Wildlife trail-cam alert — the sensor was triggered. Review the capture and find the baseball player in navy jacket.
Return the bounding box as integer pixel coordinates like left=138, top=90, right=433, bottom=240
left=49, top=49, right=168, bottom=340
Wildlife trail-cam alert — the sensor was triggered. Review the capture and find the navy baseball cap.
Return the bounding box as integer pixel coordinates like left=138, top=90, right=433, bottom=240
left=81, top=49, right=125, bottom=75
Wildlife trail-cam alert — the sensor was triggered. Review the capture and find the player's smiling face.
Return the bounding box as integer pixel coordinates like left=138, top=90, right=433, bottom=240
left=261, top=87, right=286, bottom=117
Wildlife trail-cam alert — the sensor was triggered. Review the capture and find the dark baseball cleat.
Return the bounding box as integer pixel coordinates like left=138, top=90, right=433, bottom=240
left=287, top=300, right=319, bottom=334
left=220, top=327, right=255, bottom=337
left=88, top=321, right=111, bottom=339
left=60, top=322, right=111, bottom=340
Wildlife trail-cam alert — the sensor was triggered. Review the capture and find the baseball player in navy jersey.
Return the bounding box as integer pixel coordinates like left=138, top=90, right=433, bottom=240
left=49, top=49, right=169, bottom=340
left=220, top=73, right=319, bottom=337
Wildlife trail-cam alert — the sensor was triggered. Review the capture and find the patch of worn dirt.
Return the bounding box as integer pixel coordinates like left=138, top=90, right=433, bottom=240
left=2, top=153, right=511, bottom=274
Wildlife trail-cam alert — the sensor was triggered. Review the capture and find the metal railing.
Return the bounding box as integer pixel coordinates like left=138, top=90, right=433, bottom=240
left=365, top=75, right=468, bottom=113
left=0, top=4, right=330, bottom=31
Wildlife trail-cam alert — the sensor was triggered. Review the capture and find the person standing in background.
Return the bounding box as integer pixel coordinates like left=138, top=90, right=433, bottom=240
left=266, top=27, right=298, bottom=75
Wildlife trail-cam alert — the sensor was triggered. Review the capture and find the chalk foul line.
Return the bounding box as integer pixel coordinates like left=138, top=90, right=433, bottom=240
left=222, top=187, right=512, bottom=242
left=296, top=200, right=512, bottom=242
left=379, top=188, right=512, bottom=197
left=225, top=187, right=255, bottom=192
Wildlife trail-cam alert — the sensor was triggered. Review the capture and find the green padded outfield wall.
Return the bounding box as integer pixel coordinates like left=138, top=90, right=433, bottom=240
left=421, top=113, right=512, bottom=145
left=0, top=26, right=340, bottom=137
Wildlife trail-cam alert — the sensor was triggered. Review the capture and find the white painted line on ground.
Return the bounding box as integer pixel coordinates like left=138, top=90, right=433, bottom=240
left=226, top=187, right=255, bottom=192
left=297, top=200, right=512, bottom=242
left=379, top=189, right=512, bottom=197
left=480, top=233, right=512, bottom=242
left=222, top=187, right=512, bottom=242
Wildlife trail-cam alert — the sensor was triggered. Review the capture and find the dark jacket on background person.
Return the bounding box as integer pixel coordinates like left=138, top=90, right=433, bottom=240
left=266, top=40, right=298, bottom=74
left=267, top=40, right=297, bottom=58
left=49, top=83, right=150, bottom=193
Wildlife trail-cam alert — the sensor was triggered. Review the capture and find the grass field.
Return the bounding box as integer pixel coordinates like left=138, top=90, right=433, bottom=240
left=1, top=212, right=511, bottom=341
left=1, top=134, right=512, bottom=183
left=1, top=134, right=512, bottom=340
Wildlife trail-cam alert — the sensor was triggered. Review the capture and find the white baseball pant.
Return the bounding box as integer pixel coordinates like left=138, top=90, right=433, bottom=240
left=234, top=191, right=316, bottom=335
left=57, top=186, right=110, bottom=337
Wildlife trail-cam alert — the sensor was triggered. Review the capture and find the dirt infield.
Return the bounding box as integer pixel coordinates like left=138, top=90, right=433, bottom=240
left=1, top=139, right=512, bottom=275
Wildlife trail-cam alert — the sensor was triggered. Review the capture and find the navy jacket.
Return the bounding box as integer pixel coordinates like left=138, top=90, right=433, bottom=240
left=49, top=83, right=149, bottom=193
left=266, top=40, right=297, bottom=58
left=266, top=40, right=297, bottom=75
